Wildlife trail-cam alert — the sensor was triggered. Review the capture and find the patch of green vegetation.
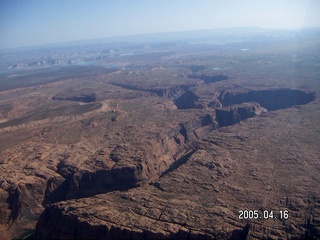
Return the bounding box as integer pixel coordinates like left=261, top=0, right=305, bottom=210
left=0, top=102, right=102, bottom=128
left=13, top=229, right=35, bottom=240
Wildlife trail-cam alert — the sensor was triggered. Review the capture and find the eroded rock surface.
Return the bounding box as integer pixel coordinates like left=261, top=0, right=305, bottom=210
left=215, top=102, right=267, bottom=127
left=35, top=99, right=320, bottom=239
left=0, top=40, right=319, bottom=240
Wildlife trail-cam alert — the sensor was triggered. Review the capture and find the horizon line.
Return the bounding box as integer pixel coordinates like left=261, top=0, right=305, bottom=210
left=1, top=26, right=320, bottom=51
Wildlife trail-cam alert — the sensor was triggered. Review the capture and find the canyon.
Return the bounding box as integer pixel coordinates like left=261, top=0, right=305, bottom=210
left=0, top=29, right=320, bottom=239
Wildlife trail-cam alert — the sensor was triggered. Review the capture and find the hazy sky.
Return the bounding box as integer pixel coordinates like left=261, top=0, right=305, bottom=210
left=1, top=0, right=319, bottom=49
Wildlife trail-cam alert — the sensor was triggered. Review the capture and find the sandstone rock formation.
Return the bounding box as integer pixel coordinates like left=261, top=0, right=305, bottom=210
left=35, top=98, right=320, bottom=239
left=215, top=102, right=267, bottom=127
left=174, top=90, right=204, bottom=109
left=1, top=38, right=319, bottom=240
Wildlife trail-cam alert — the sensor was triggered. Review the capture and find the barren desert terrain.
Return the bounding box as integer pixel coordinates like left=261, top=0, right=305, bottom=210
left=0, top=28, right=319, bottom=239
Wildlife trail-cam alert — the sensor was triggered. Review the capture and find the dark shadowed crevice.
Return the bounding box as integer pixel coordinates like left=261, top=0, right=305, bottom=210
left=174, top=90, right=203, bottom=109
left=174, top=88, right=315, bottom=111
left=230, top=223, right=250, bottom=240
left=6, top=187, right=22, bottom=222
left=42, top=167, right=141, bottom=205
left=215, top=102, right=267, bottom=128
left=160, top=150, right=196, bottom=178
left=219, top=89, right=315, bottom=110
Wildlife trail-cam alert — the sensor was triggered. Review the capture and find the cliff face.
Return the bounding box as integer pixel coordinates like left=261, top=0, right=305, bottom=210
left=2, top=182, right=45, bottom=239
left=52, top=88, right=96, bottom=103
left=110, top=82, right=203, bottom=100
left=42, top=113, right=217, bottom=205
left=174, top=90, right=204, bottom=109
left=35, top=98, right=305, bottom=240
left=219, top=89, right=315, bottom=110
left=149, top=84, right=195, bottom=99
left=6, top=187, right=21, bottom=222
left=44, top=165, right=142, bottom=203
left=35, top=97, right=320, bottom=240
left=36, top=191, right=246, bottom=240
left=36, top=204, right=191, bottom=240
left=174, top=88, right=315, bottom=111
left=215, top=102, right=267, bottom=127
left=36, top=205, right=119, bottom=240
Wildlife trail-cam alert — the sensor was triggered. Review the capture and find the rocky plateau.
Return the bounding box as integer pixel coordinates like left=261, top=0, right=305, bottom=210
left=0, top=35, right=320, bottom=240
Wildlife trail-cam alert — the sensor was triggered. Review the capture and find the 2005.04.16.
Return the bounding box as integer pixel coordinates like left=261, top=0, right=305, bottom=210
left=238, top=210, right=289, bottom=220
